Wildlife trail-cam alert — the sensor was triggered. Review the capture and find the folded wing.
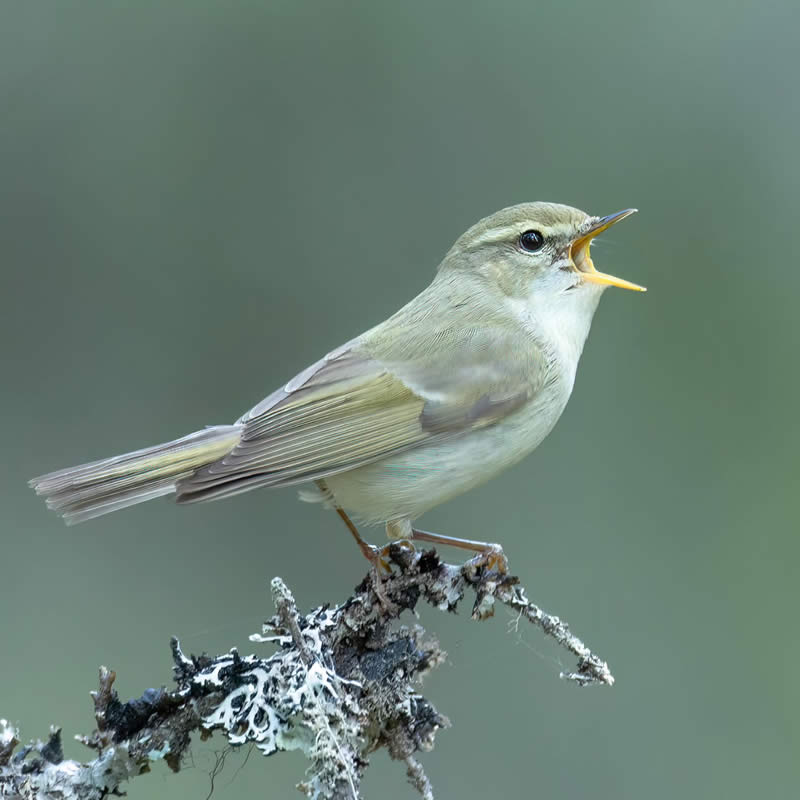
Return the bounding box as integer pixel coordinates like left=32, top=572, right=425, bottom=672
left=176, top=314, right=546, bottom=504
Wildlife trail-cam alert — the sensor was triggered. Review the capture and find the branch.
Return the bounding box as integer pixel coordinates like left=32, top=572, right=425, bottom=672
left=0, top=545, right=613, bottom=800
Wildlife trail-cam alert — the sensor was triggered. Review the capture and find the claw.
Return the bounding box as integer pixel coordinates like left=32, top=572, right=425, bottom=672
left=466, top=543, right=509, bottom=575
left=365, top=544, right=393, bottom=575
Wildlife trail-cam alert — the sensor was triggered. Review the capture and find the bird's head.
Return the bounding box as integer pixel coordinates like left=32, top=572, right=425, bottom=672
left=442, top=202, right=645, bottom=305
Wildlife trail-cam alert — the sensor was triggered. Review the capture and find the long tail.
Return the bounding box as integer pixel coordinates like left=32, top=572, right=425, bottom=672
left=29, top=425, right=242, bottom=525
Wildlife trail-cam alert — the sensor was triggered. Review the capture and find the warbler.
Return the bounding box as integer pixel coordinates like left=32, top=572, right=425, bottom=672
left=30, top=203, right=644, bottom=566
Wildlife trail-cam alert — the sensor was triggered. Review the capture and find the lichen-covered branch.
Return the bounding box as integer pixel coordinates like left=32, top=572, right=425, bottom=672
left=0, top=544, right=613, bottom=800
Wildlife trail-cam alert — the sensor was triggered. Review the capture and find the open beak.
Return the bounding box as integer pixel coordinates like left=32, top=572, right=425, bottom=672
left=570, top=208, right=646, bottom=292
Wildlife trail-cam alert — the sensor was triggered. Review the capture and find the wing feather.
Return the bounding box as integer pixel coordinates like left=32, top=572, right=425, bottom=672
left=176, top=351, right=431, bottom=500
left=176, top=286, right=549, bottom=504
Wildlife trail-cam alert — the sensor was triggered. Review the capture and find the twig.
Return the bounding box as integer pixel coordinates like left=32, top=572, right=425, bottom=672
left=0, top=545, right=613, bottom=799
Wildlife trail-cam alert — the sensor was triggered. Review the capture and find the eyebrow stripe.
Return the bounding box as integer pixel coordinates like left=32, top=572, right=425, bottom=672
left=468, top=221, right=578, bottom=249
left=468, top=226, right=521, bottom=248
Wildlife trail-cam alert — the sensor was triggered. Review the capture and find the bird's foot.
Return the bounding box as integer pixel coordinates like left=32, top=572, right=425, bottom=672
left=464, top=542, right=509, bottom=576
left=330, top=505, right=402, bottom=612
left=367, top=556, right=397, bottom=615
left=363, top=543, right=393, bottom=574
left=364, top=541, right=419, bottom=614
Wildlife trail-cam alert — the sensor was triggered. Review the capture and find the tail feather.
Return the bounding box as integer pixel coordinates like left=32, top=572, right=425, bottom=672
left=30, top=425, right=241, bottom=525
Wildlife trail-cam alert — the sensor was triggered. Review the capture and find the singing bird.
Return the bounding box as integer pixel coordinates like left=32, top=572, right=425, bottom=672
left=30, top=203, right=644, bottom=567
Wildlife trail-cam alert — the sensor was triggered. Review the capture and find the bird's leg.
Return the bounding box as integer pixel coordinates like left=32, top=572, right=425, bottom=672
left=334, top=507, right=387, bottom=567
left=330, top=504, right=398, bottom=612
left=314, top=480, right=388, bottom=569
left=410, top=528, right=509, bottom=574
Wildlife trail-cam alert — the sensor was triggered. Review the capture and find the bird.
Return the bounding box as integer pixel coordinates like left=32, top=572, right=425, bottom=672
left=30, top=202, right=644, bottom=569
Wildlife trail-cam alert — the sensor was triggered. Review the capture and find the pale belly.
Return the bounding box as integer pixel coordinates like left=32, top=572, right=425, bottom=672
left=323, top=382, right=571, bottom=525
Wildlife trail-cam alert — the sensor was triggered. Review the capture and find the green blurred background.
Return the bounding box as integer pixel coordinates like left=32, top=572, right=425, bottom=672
left=2, top=1, right=798, bottom=798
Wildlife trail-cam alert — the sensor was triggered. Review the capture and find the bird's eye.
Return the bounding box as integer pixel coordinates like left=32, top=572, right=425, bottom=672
left=519, top=230, right=545, bottom=252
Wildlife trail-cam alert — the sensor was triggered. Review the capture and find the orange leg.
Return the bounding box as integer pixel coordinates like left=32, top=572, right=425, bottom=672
left=335, top=506, right=403, bottom=574
left=410, top=528, right=509, bottom=573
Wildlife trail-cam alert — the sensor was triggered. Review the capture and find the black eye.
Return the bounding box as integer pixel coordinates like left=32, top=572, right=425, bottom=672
left=519, top=229, right=545, bottom=252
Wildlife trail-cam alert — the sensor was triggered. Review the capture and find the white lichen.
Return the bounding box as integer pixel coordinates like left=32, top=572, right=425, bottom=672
left=145, top=742, right=171, bottom=760
left=204, top=627, right=362, bottom=761
left=0, top=720, right=16, bottom=747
